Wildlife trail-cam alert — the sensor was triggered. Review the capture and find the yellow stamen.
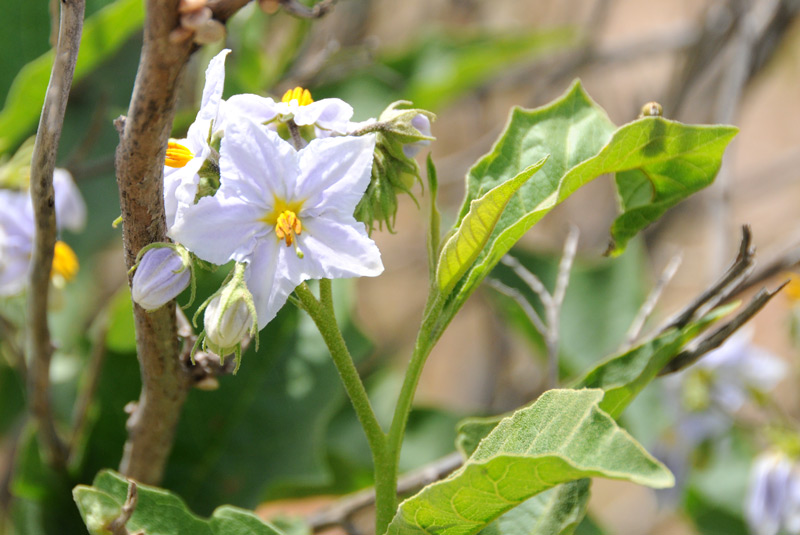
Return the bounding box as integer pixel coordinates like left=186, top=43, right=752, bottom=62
left=165, top=140, right=194, bottom=168
left=281, top=87, right=314, bottom=107
left=51, top=241, right=79, bottom=282
left=274, top=210, right=302, bottom=247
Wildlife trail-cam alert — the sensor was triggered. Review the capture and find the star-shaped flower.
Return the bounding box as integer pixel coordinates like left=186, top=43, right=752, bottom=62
left=170, top=118, right=383, bottom=328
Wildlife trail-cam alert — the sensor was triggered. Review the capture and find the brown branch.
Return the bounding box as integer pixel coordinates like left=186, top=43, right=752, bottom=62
left=114, top=0, right=196, bottom=485
left=106, top=480, right=139, bottom=535
left=26, top=0, right=85, bottom=471
left=662, top=225, right=754, bottom=330
left=659, top=282, right=786, bottom=376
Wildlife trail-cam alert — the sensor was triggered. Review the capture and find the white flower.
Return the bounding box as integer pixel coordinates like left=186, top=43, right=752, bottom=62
left=164, top=49, right=230, bottom=230
left=170, top=118, right=383, bottom=328
left=226, top=86, right=354, bottom=136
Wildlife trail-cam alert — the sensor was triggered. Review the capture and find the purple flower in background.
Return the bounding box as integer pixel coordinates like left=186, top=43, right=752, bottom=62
left=746, top=451, right=800, bottom=535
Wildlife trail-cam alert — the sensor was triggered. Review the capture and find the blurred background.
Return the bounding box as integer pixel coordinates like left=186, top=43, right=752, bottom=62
left=1, top=0, right=800, bottom=533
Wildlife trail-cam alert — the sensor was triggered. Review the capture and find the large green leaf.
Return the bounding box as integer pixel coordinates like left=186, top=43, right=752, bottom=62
left=452, top=81, right=735, bottom=307
left=480, top=480, right=590, bottom=535
left=573, top=304, right=735, bottom=418
left=73, top=470, right=285, bottom=535
left=386, top=389, right=672, bottom=535
left=608, top=120, right=737, bottom=254
left=437, top=158, right=547, bottom=295
left=0, top=0, right=144, bottom=153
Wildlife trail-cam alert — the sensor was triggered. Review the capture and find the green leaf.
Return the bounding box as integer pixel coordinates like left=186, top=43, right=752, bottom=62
left=0, top=0, right=144, bottom=153
left=480, top=480, right=591, bottom=535
left=386, top=389, right=672, bottom=535
left=437, top=157, right=547, bottom=295
left=74, top=470, right=285, bottom=535
left=608, top=120, right=738, bottom=255
left=452, top=81, right=735, bottom=308
left=573, top=304, right=735, bottom=418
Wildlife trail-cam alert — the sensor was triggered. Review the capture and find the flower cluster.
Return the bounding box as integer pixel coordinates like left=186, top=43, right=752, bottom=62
left=0, top=166, right=85, bottom=296
left=130, top=49, right=434, bottom=370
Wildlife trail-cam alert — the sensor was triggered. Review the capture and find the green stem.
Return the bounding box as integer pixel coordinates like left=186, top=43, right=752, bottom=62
left=294, top=282, right=385, bottom=453
left=375, top=295, right=445, bottom=534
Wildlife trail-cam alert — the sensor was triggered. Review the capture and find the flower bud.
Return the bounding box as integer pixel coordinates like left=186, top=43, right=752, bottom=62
left=352, top=102, right=435, bottom=233
left=203, top=294, right=253, bottom=355
left=131, top=244, right=192, bottom=311
left=197, top=262, right=258, bottom=372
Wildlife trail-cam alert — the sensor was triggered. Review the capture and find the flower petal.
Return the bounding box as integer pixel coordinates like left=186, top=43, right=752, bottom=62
left=220, top=119, right=299, bottom=204
left=225, top=94, right=281, bottom=125
left=292, top=215, right=383, bottom=280
left=169, top=193, right=265, bottom=265
left=295, top=134, right=376, bottom=217
left=244, top=238, right=295, bottom=329
left=197, top=49, right=230, bottom=123
left=53, top=168, right=86, bottom=232
left=294, top=98, right=353, bottom=132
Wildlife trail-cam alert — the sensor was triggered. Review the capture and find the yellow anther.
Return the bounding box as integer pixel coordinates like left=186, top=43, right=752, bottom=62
left=165, top=140, right=194, bottom=168
left=274, top=210, right=302, bottom=247
left=281, top=87, right=314, bottom=107
left=51, top=241, right=79, bottom=282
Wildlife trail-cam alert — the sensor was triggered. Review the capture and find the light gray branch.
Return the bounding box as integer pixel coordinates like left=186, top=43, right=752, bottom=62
left=26, top=0, right=85, bottom=471
left=621, top=254, right=682, bottom=351
left=308, top=452, right=463, bottom=532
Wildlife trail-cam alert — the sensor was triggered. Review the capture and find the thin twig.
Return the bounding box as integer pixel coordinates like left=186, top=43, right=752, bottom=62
left=106, top=480, right=138, bottom=535
left=308, top=452, right=463, bottom=532
left=659, top=282, right=786, bottom=376
left=279, top=0, right=337, bottom=19
left=496, top=229, right=579, bottom=389
left=487, top=279, right=548, bottom=335
left=27, top=0, right=85, bottom=471
left=548, top=226, right=579, bottom=389
left=499, top=256, right=553, bottom=308
left=621, top=254, right=682, bottom=351
left=663, top=225, right=754, bottom=330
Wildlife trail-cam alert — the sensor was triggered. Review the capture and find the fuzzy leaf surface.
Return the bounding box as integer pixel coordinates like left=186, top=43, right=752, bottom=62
left=437, top=157, right=547, bottom=295
left=73, top=470, right=285, bottom=535
left=386, top=389, right=672, bottom=535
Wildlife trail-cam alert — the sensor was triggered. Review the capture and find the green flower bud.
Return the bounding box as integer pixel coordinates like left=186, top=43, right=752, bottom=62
left=196, top=262, right=257, bottom=373
left=352, top=101, right=435, bottom=233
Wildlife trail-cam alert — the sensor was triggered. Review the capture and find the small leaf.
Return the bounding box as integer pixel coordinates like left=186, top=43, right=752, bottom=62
left=73, top=470, right=286, bottom=535
left=437, top=157, right=547, bottom=295
left=574, top=304, right=734, bottom=418
left=386, top=389, right=672, bottom=535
